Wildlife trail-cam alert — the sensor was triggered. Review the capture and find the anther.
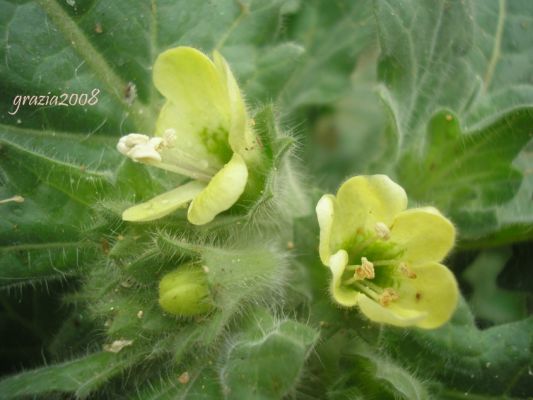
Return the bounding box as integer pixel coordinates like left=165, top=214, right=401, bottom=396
left=117, top=133, right=148, bottom=155
left=354, top=257, right=375, bottom=280
left=117, top=133, right=163, bottom=163
left=379, top=288, right=399, bottom=307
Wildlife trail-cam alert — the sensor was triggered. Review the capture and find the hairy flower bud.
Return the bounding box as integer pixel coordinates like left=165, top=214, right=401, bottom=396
left=158, top=266, right=213, bottom=316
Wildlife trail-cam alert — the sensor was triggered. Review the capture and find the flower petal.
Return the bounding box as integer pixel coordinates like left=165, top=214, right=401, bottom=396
left=329, top=249, right=359, bottom=307
left=332, top=175, right=407, bottom=249
left=153, top=47, right=232, bottom=165
left=397, top=262, right=458, bottom=329
left=316, top=194, right=337, bottom=265
left=122, top=180, right=206, bottom=222
left=357, top=293, right=427, bottom=327
left=390, top=207, right=455, bottom=264
left=357, top=262, right=459, bottom=329
left=212, top=51, right=260, bottom=164
left=187, top=153, right=248, bottom=225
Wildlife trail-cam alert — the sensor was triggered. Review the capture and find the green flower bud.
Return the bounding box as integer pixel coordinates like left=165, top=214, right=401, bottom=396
left=158, top=266, right=213, bottom=316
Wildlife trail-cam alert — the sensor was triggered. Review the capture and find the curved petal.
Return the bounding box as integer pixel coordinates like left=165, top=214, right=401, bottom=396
left=390, top=207, right=455, bottom=264
left=187, top=153, right=248, bottom=225
left=153, top=47, right=232, bottom=165
left=397, top=262, right=459, bottom=329
left=329, top=250, right=358, bottom=307
left=122, top=180, right=206, bottom=222
left=316, top=194, right=336, bottom=265
left=212, top=51, right=261, bottom=165
left=332, top=175, right=407, bottom=249
left=153, top=47, right=230, bottom=126
left=357, top=294, right=427, bottom=327
left=358, top=262, right=459, bottom=329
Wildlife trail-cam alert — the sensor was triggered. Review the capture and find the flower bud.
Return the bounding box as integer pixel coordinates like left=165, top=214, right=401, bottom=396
left=158, top=266, right=213, bottom=316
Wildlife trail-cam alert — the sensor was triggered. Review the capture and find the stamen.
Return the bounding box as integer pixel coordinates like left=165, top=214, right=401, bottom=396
left=116, top=133, right=217, bottom=181
left=354, top=257, right=375, bottom=280
left=361, top=279, right=384, bottom=293
left=117, top=133, right=162, bottom=163
left=375, top=222, right=390, bottom=240
left=0, top=195, right=24, bottom=204
left=150, top=161, right=214, bottom=181
left=379, top=288, right=399, bottom=307
left=351, top=281, right=380, bottom=302
left=346, top=276, right=400, bottom=307
left=399, top=262, right=417, bottom=279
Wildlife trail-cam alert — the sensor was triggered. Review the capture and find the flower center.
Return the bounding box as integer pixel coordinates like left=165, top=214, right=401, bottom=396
left=117, top=130, right=218, bottom=181
left=340, top=222, right=417, bottom=307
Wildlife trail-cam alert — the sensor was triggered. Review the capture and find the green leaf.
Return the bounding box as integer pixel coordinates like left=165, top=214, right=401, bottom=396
left=136, top=364, right=221, bottom=400
left=219, top=309, right=319, bottom=400
left=397, top=109, right=533, bottom=238
left=0, top=139, right=113, bottom=206
left=0, top=140, right=108, bottom=288
left=0, top=241, right=98, bottom=289
left=375, top=0, right=475, bottom=147
left=382, top=300, right=533, bottom=398
left=375, top=0, right=533, bottom=242
left=303, top=50, right=393, bottom=191
left=463, top=146, right=533, bottom=247
left=463, top=248, right=528, bottom=324
left=353, top=346, right=430, bottom=400
left=0, top=0, right=149, bottom=135
left=306, top=326, right=429, bottom=400
left=463, top=1, right=533, bottom=126
left=375, top=0, right=533, bottom=146
left=0, top=351, right=143, bottom=399
left=278, top=0, right=375, bottom=113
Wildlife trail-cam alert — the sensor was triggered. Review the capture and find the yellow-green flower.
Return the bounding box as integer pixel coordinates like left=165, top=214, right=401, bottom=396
left=117, top=47, right=261, bottom=225
left=316, top=175, right=458, bottom=329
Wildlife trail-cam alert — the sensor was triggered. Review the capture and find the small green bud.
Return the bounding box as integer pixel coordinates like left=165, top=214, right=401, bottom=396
left=158, top=266, right=213, bottom=316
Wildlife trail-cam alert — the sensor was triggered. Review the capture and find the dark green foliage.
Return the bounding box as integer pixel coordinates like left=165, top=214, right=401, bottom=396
left=0, top=0, right=531, bottom=399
